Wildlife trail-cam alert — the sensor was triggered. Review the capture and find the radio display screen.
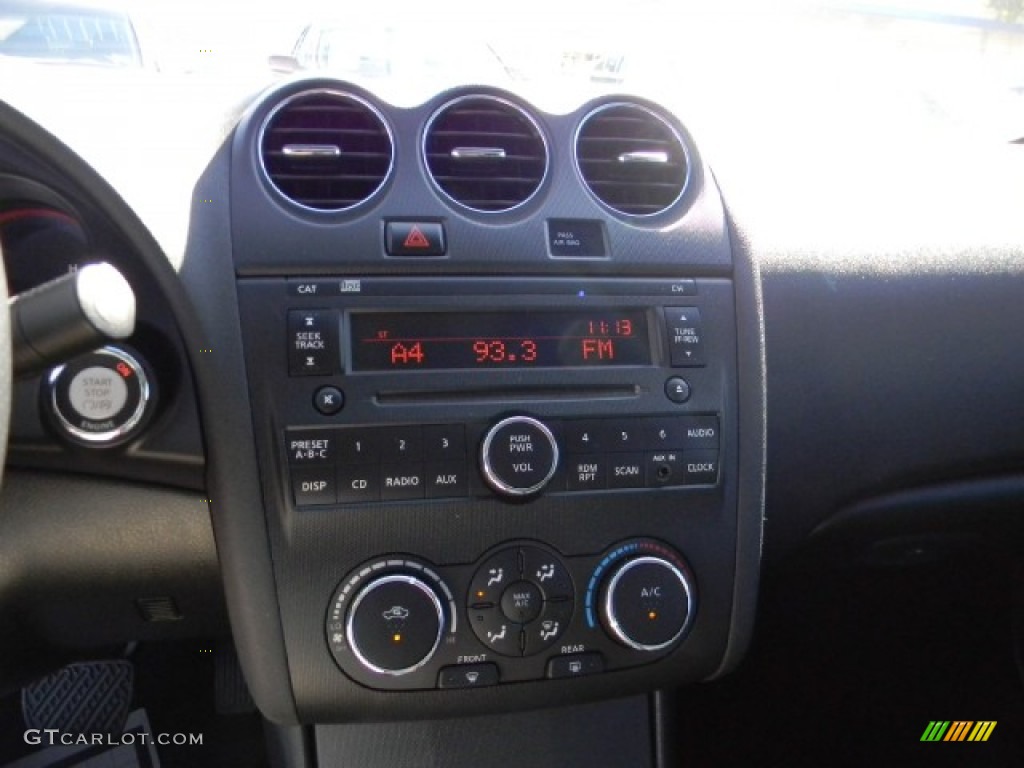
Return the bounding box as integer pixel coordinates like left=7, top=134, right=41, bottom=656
left=350, top=311, right=651, bottom=370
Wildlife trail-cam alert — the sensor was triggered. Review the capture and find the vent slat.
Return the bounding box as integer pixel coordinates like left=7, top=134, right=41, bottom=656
left=424, top=96, right=547, bottom=213
left=575, top=104, right=687, bottom=217
left=260, top=90, right=392, bottom=211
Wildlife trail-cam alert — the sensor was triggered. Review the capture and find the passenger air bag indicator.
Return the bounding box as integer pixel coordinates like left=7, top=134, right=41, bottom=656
left=547, top=219, right=607, bottom=258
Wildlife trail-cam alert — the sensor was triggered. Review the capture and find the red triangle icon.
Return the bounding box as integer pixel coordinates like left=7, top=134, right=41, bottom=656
left=403, top=226, right=431, bottom=249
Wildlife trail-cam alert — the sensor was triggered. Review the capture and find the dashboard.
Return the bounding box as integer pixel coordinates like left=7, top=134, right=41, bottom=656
left=1, top=59, right=1023, bottom=765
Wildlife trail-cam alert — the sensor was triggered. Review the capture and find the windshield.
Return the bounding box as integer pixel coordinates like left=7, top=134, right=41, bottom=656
left=0, top=0, right=1021, bottom=257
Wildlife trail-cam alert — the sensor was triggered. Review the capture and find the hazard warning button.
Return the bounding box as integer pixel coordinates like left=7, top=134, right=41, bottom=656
left=385, top=221, right=447, bottom=256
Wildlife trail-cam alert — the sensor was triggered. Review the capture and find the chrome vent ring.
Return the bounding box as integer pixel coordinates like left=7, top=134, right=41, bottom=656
left=423, top=95, right=548, bottom=213
left=259, top=89, right=393, bottom=212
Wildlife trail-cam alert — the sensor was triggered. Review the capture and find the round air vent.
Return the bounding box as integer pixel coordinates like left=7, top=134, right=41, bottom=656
left=575, top=103, right=688, bottom=217
left=259, top=90, right=393, bottom=212
left=423, top=95, right=548, bottom=213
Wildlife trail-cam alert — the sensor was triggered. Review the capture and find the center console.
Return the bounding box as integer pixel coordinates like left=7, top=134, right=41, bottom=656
left=216, top=81, right=765, bottom=727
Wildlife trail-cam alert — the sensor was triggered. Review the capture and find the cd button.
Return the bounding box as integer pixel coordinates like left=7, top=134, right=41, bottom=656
left=337, top=466, right=381, bottom=503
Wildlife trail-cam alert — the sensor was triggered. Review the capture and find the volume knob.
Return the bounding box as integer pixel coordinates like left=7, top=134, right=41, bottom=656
left=480, top=416, right=559, bottom=497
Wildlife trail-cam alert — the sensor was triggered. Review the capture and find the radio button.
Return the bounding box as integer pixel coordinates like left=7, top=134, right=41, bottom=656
left=566, top=455, right=607, bottom=492
left=425, top=462, right=469, bottom=499
left=423, top=424, right=466, bottom=459
left=684, top=451, right=720, bottom=485
left=608, top=454, right=646, bottom=489
left=480, top=417, right=559, bottom=497
left=338, top=466, right=381, bottom=503
left=680, top=415, right=720, bottom=450
left=664, top=307, right=705, bottom=367
left=291, top=467, right=337, bottom=506
left=286, top=428, right=336, bottom=465
left=380, top=465, right=426, bottom=501
left=378, top=426, right=424, bottom=461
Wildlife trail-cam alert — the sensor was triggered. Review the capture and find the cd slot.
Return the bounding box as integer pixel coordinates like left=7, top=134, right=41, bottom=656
left=375, top=384, right=641, bottom=405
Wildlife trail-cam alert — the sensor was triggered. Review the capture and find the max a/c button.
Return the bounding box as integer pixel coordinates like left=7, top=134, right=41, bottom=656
left=386, top=221, right=446, bottom=256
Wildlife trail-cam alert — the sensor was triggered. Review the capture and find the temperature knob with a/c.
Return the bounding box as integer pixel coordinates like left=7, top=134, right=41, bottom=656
left=599, top=554, right=695, bottom=652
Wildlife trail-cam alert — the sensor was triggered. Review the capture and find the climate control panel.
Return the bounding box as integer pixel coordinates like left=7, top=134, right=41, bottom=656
left=325, top=539, right=697, bottom=691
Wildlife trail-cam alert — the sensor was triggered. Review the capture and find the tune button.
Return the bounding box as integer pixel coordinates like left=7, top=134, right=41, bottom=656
left=480, top=417, right=559, bottom=497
